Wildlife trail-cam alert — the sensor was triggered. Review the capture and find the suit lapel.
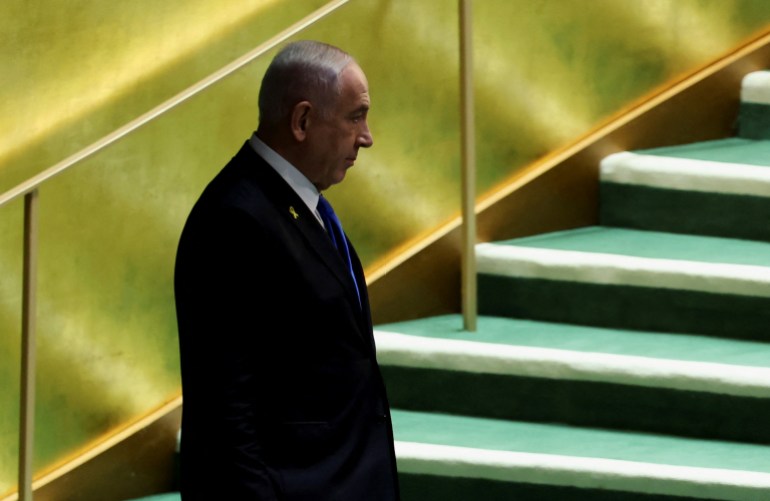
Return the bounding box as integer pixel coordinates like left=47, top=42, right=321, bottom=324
left=234, top=143, right=369, bottom=329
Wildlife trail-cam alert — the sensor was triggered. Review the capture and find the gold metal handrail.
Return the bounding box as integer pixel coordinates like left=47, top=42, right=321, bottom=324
left=1, top=2, right=352, bottom=499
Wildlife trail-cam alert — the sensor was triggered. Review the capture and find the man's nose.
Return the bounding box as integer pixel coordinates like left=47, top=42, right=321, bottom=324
left=358, top=123, right=373, bottom=148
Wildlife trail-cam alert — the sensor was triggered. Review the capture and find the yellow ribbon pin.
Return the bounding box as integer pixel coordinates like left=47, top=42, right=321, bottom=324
left=289, top=206, right=299, bottom=219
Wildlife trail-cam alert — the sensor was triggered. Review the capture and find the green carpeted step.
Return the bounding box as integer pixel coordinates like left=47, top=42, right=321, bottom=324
left=636, top=137, right=770, bottom=165
left=375, top=315, right=770, bottom=443
left=739, top=71, right=770, bottom=140
left=476, top=227, right=770, bottom=340
left=600, top=138, right=770, bottom=241
left=391, top=409, right=770, bottom=501
left=124, top=494, right=180, bottom=501
left=376, top=314, right=770, bottom=368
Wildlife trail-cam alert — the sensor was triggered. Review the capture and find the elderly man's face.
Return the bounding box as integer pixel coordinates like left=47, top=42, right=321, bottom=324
left=306, top=63, right=373, bottom=191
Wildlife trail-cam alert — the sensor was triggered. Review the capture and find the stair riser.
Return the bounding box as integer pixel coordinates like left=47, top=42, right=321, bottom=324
left=739, top=102, right=770, bottom=140
left=400, top=474, right=701, bottom=501
left=600, top=182, right=770, bottom=242
left=382, top=366, right=770, bottom=444
left=478, top=274, right=770, bottom=341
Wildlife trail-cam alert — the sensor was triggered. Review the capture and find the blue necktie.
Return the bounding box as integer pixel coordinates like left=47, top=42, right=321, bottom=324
left=317, top=195, right=361, bottom=307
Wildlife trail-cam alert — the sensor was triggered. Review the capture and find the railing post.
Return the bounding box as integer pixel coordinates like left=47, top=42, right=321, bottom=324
left=459, top=0, right=477, bottom=331
left=19, top=189, right=39, bottom=501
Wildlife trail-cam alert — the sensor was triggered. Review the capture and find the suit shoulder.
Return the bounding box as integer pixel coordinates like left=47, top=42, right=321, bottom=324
left=191, top=152, right=276, bottom=220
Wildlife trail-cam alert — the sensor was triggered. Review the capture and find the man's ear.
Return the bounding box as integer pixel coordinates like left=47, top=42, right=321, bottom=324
left=290, top=101, right=312, bottom=141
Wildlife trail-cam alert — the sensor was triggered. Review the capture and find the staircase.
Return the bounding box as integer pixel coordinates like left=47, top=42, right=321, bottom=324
left=375, top=71, right=770, bottom=500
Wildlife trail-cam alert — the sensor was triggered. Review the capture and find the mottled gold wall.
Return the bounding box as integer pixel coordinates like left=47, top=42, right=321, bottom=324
left=2, top=0, right=770, bottom=494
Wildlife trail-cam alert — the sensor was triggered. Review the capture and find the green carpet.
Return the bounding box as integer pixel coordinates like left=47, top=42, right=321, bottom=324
left=398, top=474, right=699, bottom=501
left=391, top=410, right=770, bottom=473
left=600, top=182, right=770, bottom=241
left=599, top=135, right=770, bottom=242
left=392, top=410, right=770, bottom=499
left=739, top=102, right=770, bottom=139
left=377, top=314, right=770, bottom=369
left=637, top=137, right=770, bottom=166
left=124, top=494, right=180, bottom=501
left=377, top=313, right=770, bottom=443
left=492, top=227, right=770, bottom=267
left=475, top=227, right=770, bottom=339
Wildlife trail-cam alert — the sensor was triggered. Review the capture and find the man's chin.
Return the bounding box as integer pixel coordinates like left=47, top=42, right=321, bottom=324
left=333, top=168, right=349, bottom=185
left=316, top=173, right=347, bottom=192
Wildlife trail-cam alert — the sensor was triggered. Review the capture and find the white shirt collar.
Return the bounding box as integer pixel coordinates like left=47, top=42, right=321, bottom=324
left=249, top=133, right=322, bottom=224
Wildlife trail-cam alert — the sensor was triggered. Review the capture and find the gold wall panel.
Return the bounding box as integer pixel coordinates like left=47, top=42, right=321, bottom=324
left=3, top=0, right=770, bottom=495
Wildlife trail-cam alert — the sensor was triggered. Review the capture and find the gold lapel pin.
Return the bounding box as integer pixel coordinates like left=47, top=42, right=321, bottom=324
left=289, top=206, right=299, bottom=219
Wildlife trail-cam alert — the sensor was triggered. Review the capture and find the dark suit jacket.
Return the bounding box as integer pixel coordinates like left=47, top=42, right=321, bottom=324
left=174, top=141, right=400, bottom=500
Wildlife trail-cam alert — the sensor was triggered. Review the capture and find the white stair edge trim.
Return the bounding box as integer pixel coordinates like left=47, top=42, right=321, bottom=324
left=395, top=441, right=770, bottom=501
left=600, top=151, right=770, bottom=197
left=475, top=242, right=770, bottom=298
left=374, top=330, right=770, bottom=398
left=741, top=71, right=770, bottom=105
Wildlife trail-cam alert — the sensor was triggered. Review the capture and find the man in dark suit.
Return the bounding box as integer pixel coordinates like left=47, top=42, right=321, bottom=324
left=174, top=40, right=400, bottom=500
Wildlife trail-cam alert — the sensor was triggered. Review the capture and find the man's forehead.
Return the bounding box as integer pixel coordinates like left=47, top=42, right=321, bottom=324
left=339, top=64, right=370, bottom=106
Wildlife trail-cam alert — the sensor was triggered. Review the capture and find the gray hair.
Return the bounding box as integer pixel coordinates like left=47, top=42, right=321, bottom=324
left=258, top=40, right=353, bottom=127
